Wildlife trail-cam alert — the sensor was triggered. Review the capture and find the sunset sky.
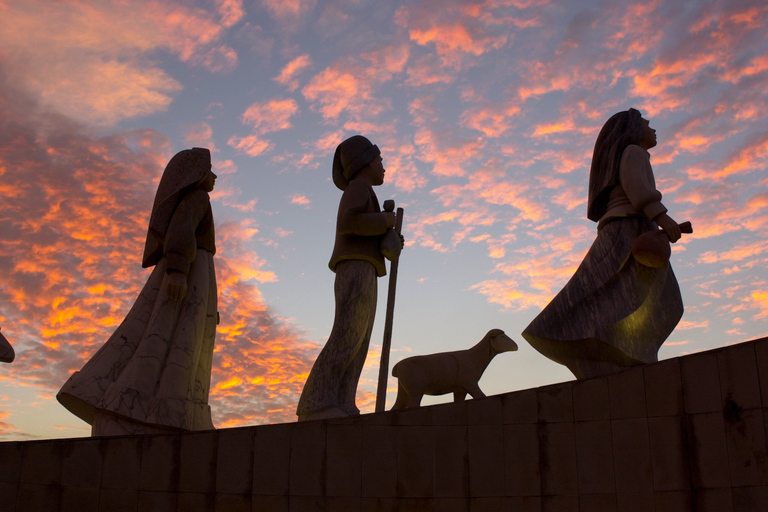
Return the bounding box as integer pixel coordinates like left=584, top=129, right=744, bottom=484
left=1, top=0, right=767, bottom=440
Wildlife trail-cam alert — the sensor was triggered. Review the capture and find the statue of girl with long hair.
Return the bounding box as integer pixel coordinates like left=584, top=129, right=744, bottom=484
left=523, top=109, right=684, bottom=379
left=58, top=148, right=219, bottom=435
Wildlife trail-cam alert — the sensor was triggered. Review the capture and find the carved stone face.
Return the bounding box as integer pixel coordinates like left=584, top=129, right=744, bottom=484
left=358, top=156, right=385, bottom=186
left=199, top=168, right=217, bottom=192
left=639, top=117, right=657, bottom=150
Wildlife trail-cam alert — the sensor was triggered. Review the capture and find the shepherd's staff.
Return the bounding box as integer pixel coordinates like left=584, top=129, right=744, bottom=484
left=375, top=200, right=404, bottom=412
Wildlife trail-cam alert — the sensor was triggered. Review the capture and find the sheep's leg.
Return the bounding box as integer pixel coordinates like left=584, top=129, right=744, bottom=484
left=392, top=382, right=409, bottom=410
left=453, top=390, right=467, bottom=402
left=407, top=388, right=424, bottom=408
left=465, top=383, right=486, bottom=400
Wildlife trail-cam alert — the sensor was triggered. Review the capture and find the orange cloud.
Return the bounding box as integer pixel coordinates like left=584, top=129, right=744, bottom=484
left=274, top=54, right=313, bottom=91
left=302, top=66, right=364, bottom=119
left=261, top=0, right=316, bottom=18
left=0, top=0, right=239, bottom=124
left=228, top=134, right=273, bottom=156
left=242, top=98, right=300, bottom=134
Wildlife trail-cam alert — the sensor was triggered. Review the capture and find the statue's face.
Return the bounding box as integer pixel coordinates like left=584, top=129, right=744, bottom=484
left=360, top=155, right=385, bottom=186
left=640, top=117, right=657, bottom=150
left=199, top=167, right=217, bottom=192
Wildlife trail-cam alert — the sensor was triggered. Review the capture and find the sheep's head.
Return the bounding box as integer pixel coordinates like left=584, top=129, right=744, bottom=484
left=488, top=329, right=518, bottom=354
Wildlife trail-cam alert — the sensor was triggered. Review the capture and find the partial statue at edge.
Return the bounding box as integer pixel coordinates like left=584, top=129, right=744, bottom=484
left=0, top=328, right=14, bottom=363
left=297, top=135, right=401, bottom=422
left=523, top=109, right=689, bottom=380
left=58, top=148, right=219, bottom=435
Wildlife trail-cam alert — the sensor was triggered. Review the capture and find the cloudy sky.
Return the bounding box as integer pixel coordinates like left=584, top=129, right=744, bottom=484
left=1, top=0, right=767, bottom=440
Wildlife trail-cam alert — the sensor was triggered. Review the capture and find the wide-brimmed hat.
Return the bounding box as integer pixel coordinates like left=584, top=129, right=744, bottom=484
left=332, top=135, right=380, bottom=190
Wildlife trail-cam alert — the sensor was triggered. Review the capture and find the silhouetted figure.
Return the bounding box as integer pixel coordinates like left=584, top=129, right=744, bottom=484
left=523, top=109, right=684, bottom=379
left=58, top=148, right=219, bottom=435
left=0, top=328, right=14, bottom=363
left=297, top=135, right=397, bottom=421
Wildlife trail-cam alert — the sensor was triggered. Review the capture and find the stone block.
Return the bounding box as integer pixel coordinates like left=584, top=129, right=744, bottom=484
left=608, top=368, right=646, bottom=419
left=681, top=351, right=721, bottom=414
left=217, top=427, right=255, bottom=495
left=325, top=496, right=363, bottom=511
left=723, top=407, right=768, bottom=486
left=537, top=383, right=573, bottom=423
left=253, top=423, right=291, bottom=496
left=16, top=484, right=59, bottom=512
left=503, top=423, right=540, bottom=496
left=537, top=422, right=577, bottom=495
left=177, top=491, right=216, bottom=512
left=289, top=422, right=326, bottom=497
left=393, top=406, right=433, bottom=426
left=719, top=343, right=761, bottom=410
left=140, top=433, right=180, bottom=492
left=361, top=426, right=397, bottom=498
left=468, top=496, right=504, bottom=511
left=540, top=494, right=578, bottom=512
left=432, top=401, right=468, bottom=426
left=20, top=440, right=62, bottom=486
left=62, top=439, right=102, bottom=489
left=0, top=481, right=17, bottom=512
left=644, top=358, right=684, bottom=417
left=435, top=497, right=469, bottom=512
left=397, top=497, right=436, bottom=512
left=0, top=442, right=22, bottom=483
left=654, top=490, right=693, bottom=512
left=433, top=426, right=468, bottom=498
left=326, top=424, right=361, bottom=497
left=97, top=488, right=138, bottom=512
left=579, top=493, right=617, bottom=512
left=648, top=416, right=691, bottom=491
left=360, top=497, right=399, bottom=512
left=686, top=412, right=731, bottom=489
left=575, top=420, right=615, bottom=494
left=503, top=496, right=542, bottom=511
left=502, top=389, right=537, bottom=424
left=466, top=396, right=502, bottom=425
left=573, top=377, right=610, bottom=421
left=101, top=437, right=142, bottom=490
left=755, top=338, right=768, bottom=407
left=612, top=418, right=653, bottom=493
left=732, top=486, right=768, bottom=512
left=60, top=486, right=100, bottom=512
left=215, top=492, right=252, bottom=512
left=692, top=488, right=733, bottom=512
left=138, top=490, right=178, bottom=511
left=468, top=424, right=504, bottom=497
left=615, top=492, right=655, bottom=512
left=179, top=430, right=217, bottom=493
left=252, top=495, right=290, bottom=512
left=397, top=426, right=434, bottom=498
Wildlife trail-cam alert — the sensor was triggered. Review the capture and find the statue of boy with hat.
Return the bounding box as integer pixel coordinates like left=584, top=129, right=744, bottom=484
left=297, top=135, right=400, bottom=421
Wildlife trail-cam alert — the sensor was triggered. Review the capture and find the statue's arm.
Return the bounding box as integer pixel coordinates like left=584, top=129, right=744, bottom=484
left=163, top=190, right=209, bottom=300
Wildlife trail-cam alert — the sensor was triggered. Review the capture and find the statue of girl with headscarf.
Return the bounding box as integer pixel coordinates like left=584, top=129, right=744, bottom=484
left=58, top=148, right=219, bottom=435
left=522, top=109, right=684, bottom=379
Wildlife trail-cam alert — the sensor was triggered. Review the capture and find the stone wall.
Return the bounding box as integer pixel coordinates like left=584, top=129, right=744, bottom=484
left=2, top=337, right=768, bottom=511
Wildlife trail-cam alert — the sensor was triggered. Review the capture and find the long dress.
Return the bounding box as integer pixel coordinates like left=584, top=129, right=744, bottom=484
left=58, top=188, right=217, bottom=435
left=522, top=145, right=683, bottom=379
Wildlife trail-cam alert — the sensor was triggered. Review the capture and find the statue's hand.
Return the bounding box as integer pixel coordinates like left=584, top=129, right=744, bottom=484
left=656, top=213, right=681, bottom=243
left=400, top=234, right=405, bottom=248
left=167, top=271, right=188, bottom=302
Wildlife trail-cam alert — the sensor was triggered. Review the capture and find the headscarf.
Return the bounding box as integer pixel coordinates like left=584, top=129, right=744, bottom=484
left=142, top=148, right=211, bottom=267
left=332, top=135, right=380, bottom=191
left=587, top=108, right=643, bottom=221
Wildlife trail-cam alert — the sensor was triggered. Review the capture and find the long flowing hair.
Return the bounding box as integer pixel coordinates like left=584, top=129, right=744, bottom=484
left=587, top=108, right=643, bottom=221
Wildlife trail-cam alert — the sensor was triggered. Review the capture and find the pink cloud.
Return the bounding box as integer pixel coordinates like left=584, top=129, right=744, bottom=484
left=242, top=98, right=300, bottom=133
left=228, top=134, right=273, bottom=156
left=274, top=54, right=313, bottom=91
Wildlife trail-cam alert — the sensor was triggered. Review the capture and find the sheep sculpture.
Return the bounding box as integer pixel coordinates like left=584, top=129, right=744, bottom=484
left=391, top=329, right=518, bottom=410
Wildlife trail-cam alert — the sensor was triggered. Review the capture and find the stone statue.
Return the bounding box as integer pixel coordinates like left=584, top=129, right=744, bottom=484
left=0, top=328, right=14, bottom=363
left=522, top=109, right=686, bottom=380
left=58, top=148, right=219, bottom=435
left=391, top=329, right=518, bottom=410
left=296, top=135, right=399, bottom=422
